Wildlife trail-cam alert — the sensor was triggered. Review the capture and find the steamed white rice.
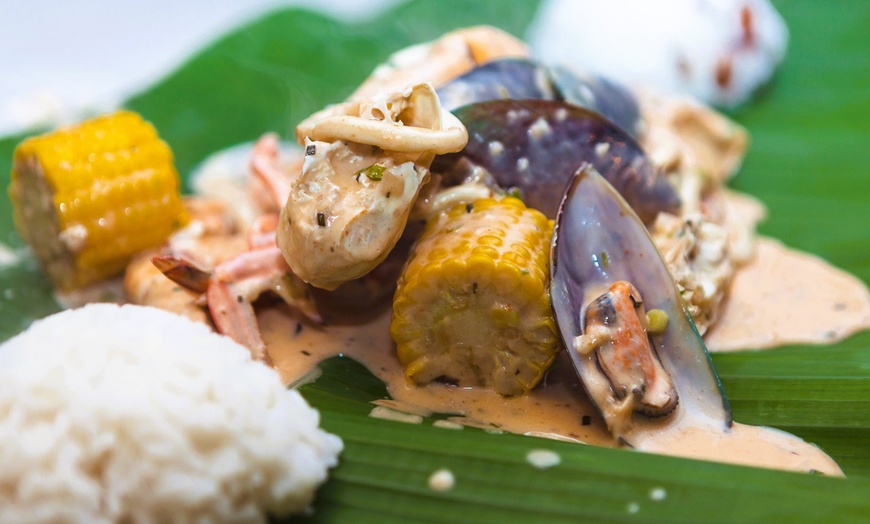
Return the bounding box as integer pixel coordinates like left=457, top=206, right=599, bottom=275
left=528, top=0, right=788, bottom=107
left=0, top=303, right=342, bottom=523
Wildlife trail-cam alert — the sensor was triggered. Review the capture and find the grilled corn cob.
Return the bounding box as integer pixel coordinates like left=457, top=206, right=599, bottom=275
left=8, top=111, right=187, bottom=291
left=391, top=196, right=560, bottom=396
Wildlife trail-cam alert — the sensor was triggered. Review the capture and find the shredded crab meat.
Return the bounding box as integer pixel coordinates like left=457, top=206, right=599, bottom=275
left=650, top=212, right=733, bottom=334
left=638, top=91, right=761, bottom=333
left=639, top=91, right=749, bottom=187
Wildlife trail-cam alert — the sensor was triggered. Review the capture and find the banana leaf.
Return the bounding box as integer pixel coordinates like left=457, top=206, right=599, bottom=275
left=1, top=1, right=869, bottom=521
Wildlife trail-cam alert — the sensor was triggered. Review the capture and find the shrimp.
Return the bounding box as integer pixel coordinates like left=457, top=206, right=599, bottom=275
left=141, top=138, right=320, bottom=363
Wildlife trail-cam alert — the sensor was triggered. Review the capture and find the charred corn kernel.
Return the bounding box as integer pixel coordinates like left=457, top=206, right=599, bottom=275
left=390, top=196, right=560, bottom=397
left=8, top=111, right=187, bottom=291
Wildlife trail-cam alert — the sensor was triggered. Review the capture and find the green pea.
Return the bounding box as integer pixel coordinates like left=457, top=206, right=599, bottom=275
left=646, top=309, right=669, bottom=335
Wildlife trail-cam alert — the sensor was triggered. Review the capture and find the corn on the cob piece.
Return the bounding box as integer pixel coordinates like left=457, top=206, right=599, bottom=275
left=8, top=110, right=188, bottom=291
left=390, top=196, right=560, bottom=397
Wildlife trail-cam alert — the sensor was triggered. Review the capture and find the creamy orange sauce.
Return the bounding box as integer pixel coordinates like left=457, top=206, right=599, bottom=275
left=635, top=422, right=842, bottom=475
left=706, top=237, right=870, bottom=351
left=260, top=305, right=612, bottom=446
left=260, top=295, right=845, bottom=475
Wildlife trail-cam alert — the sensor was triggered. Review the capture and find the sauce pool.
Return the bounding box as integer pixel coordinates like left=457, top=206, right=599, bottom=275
left=259, top=298, right=843, bottom=476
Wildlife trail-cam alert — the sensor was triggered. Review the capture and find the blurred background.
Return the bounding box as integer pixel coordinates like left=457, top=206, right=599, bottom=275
left=0, top=0, right=398, bottom=136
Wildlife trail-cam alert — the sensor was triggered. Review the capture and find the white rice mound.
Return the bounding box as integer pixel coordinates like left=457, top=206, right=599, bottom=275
left=528, top=0, right=789, bottom=108
left=0, top=303, right=343, bottom=523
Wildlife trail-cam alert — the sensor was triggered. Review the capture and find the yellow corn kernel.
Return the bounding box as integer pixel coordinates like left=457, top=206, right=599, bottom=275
left=8, top=110, right=187, bottom=291
left=390, top=196, right=560, bottom=397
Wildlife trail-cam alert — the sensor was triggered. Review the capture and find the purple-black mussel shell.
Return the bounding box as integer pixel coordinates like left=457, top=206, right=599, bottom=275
left=433, top=99, right=680, bottom=223
left=548, top=65, right=641, bottom=138
left=436, top=59, right=641, bottom=136
left=436, top=59, right=555, bottom=111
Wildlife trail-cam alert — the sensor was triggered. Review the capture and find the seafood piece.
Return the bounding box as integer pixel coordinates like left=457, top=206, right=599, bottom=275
left=640, top=92, right=749, bottom=185
left=434, top=99, right=679, bottom=222
left=436, top=58, right=640, bottom=135
left=124, top=197, right=248, bottom=325
left=281, top=27, right=526, bottom=291
left=189, top=139, right=306, bottom=231
left=391, top=197, right=559, bottom=397
left=435, top=59, right=555, bottom=111
left=650, top=211, right=734, bottom=334
left=295, top=83, right=466, bottom=154
left=152, top=233, right=320, bottom=363
left=638, top=92, right=751, bottom=334
left=351, top=26, right=529, bottom=99
left=134, top=144, right=321, bottom=363
left=551, top=164, right=729, bottom=440
left=125, top=251, right=211, bottom=325
left=283, top=83, right=468, bottom=290
left=550, top=165, right=841, bottom=474
left=575, top=281, right=679, bottom=426
left=548, top=65, right=641, bottom=136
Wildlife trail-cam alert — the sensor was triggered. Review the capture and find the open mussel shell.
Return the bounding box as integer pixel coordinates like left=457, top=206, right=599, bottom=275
left=436, top=58, right=640, bottom=135
left=550, top=164, right=730, bottom=443
left=436, top=59, right=555, bottom=111
left=548, top=65, right=641, bottom=137
left=433, top=99, right=679, bottom=222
